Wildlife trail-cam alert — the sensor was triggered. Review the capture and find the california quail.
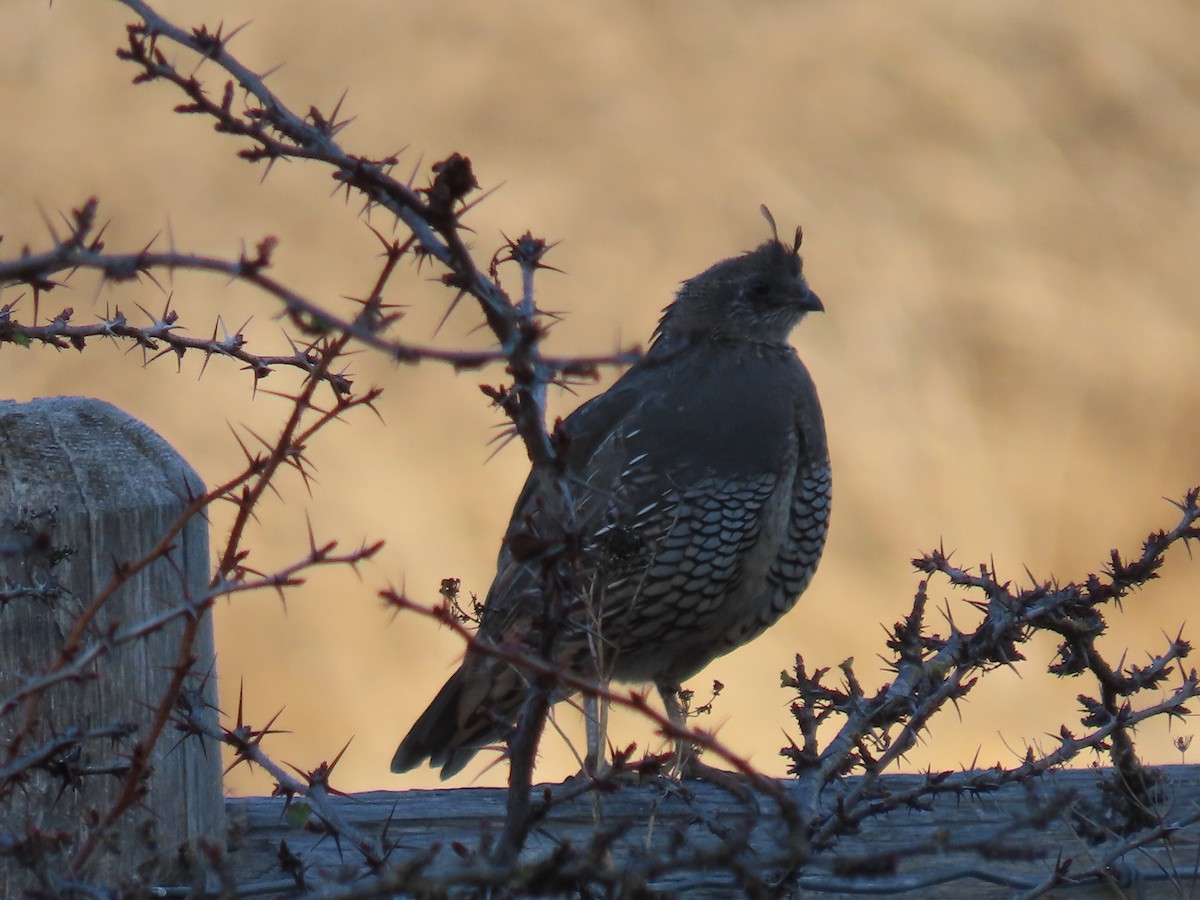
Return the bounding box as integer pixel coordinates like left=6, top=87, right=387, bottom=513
left=393, top=212, right=831, bottom=779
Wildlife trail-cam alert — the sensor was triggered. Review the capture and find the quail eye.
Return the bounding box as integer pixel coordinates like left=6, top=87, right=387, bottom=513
left=748, top=279, right=772, bottom=299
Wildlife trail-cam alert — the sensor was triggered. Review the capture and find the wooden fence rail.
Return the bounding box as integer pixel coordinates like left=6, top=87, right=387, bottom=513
left=220, top=767, right=1200, bottom=898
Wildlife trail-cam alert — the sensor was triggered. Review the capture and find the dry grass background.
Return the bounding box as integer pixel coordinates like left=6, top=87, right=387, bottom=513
left=2, top=1, right=1198, bottom=795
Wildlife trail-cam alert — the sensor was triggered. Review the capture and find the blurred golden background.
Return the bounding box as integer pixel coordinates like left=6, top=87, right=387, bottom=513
left=2, top=1, right=1198, bottom=795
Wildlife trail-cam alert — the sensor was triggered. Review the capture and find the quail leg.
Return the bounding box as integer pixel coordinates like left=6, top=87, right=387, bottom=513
left=657, top=680, right=754, bottom=800
left=583, top=688, right=610, bottom=777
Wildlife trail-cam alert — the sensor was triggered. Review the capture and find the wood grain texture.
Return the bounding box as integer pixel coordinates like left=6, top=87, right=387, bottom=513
left=0, top=397, right=222, bottom=893
left=224, top=766, right=1200, bottom=897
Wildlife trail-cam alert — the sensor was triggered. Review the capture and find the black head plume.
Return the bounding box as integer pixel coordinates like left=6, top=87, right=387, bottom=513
left=760, top=204, right=803, bottom=256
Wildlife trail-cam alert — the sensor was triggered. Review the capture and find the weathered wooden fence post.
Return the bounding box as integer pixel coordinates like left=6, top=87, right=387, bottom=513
left=0, top=396, right=223, bottom=894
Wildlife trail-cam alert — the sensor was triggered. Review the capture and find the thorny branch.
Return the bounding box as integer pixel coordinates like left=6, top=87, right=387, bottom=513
left=780, top=489, right=1200, bottom=852
left=381, top=587, right=793, bottom=809
left=102, top=0, right=644, bottom=467
left=0, top=199, right=636, bottom=387
left=1, top=0, right=633, bottom=890
left=2, top=0, right=1199, bottom=896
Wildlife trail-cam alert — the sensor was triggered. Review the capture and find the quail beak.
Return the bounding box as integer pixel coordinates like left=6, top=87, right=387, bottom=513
left=799, top=287, right=824, bottom=314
